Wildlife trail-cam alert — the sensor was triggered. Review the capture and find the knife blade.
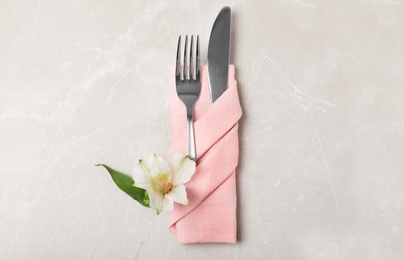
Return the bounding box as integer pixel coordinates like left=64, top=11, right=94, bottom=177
left=208, top=6, right=231, bottom=102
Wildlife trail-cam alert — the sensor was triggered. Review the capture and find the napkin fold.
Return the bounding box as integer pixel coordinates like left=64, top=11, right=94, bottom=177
left=166, top=64, right=242, bottom=243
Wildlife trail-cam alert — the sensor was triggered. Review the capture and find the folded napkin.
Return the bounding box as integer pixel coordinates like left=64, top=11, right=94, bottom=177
left=166, top=64, right=242, bottom=243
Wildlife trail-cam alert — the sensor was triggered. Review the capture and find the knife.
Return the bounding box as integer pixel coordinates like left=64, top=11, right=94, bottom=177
left=208, top=6, right=231, bottom=102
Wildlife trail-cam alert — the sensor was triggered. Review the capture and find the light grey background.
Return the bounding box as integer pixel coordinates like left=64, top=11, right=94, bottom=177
left=1, top=0, right=404, bottom=259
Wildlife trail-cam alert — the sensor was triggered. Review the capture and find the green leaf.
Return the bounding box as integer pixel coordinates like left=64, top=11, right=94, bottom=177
left=95, top=164, right=150, bottom=207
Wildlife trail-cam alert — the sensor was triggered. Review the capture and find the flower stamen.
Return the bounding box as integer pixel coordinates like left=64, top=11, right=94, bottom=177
left=164, top=183, right=173, bottom=194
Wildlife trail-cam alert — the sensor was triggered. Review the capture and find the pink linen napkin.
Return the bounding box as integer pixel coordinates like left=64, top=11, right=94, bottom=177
left=166, top=64, right=242, bottom=243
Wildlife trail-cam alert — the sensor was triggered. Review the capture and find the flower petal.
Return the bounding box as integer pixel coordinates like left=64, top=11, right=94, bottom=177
left=140, top=154, right=156, bottom=173
left=149, top=193, right=164, bottom=214
left=165, top=184, right=188, bottom=205
left=149, top=154, right=172, bottom=179
left=149, top=192, right=173, bottom=214
left=167, top=153, right=196, bottom=185
left=132, top=161, right=152, bottom=191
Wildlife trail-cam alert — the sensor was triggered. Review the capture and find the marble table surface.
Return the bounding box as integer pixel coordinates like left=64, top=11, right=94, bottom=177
left=1, top=0, right=404, bottom=259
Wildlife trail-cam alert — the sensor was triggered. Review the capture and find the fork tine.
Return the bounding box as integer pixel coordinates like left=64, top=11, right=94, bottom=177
left=190, top=35, right=194, bottom=80
left=196, top=35, right=200, bottom=79
left=176, top=36, right=181, bottom=80
left=183, top=35, right=188, bottom=80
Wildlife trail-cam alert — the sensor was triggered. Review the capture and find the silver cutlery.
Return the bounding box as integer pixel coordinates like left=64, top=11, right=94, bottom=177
left=175, top=35, right=201, bottom=161
left=208, top=6, right=231, bottom=102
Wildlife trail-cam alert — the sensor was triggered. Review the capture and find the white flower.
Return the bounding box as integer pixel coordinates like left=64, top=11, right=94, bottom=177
left=132, top=153, right=196, bottom=215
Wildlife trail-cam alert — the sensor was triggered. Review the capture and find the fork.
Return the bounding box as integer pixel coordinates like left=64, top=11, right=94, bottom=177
left=175, top=35, right=201, bottom=162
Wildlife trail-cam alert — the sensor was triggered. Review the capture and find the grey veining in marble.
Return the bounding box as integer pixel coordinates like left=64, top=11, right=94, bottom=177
left=1, top=0, right=404, bottom=259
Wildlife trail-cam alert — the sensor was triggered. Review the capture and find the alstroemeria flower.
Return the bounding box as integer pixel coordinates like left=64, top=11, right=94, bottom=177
left=132, top=153, right=196, bottom=215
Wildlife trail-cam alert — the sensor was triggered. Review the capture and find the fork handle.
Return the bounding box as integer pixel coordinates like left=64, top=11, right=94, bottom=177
left=187, top=115, right=196, bottom=161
